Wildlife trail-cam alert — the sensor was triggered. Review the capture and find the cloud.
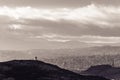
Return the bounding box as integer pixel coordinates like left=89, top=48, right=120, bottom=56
left=79, top=35, right=120, bottom=44
left=9, top=24, right=23, bottom=30
left=0, top=0, right=90, bottom=8
left=19, top=19, right=120, bottom=37
left=0, top=3, right=120, bottom=49
left=1, top=4, right=120, bottom=39
left=31, top=34, right=120, bottom=44
left=0, top=0, right=120, bottom=8
left=0, top=4, right=120, bottom=28
left=47, top=39, right=70, bottom=43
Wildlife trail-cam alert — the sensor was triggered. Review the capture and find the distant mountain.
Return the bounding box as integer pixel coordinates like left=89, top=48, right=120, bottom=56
left=0, top=60, right=109, bottom=80
left=43, top=46, right=120, bottom=71
left=1, top=46, right=120, bottom=72
left=1, top=46, right=120, bottom=61
left=81, top=65, right=120, bottom=80
left=23, top=45, right=120, bottom=59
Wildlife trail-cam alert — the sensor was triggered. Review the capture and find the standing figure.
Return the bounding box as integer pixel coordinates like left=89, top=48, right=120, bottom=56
left=35, top=56, right=38, bottom=60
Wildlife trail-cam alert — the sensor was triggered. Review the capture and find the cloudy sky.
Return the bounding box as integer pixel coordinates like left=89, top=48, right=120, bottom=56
left=0, top=0, right=120, bottom=50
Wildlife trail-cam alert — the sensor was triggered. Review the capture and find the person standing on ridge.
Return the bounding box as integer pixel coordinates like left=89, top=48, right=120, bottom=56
left=35, top=56, right=38, bottom=60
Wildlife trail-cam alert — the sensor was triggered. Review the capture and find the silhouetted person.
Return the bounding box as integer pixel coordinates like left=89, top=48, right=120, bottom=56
left=35, top=56, right=37, bottom=60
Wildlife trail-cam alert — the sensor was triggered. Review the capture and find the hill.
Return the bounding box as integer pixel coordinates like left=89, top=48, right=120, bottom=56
left=0, top=60, right=109, bottom=80
left=81, top=65, right=120, bottom=80
left=44, top=54, right=120, bottom=71
left=43, top=46, right=120, bottom=71
left=1, top=46, right=120, bottom=72
left=1, top=46, right=120, bottom=61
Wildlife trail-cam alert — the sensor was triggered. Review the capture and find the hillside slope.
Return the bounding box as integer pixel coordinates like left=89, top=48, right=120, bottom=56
left=0, top=60, right=109, bottom=80
left=81, top=65, right=120, bottom=80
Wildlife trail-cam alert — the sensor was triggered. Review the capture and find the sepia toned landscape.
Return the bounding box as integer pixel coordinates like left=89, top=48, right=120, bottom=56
left=0, top=0, right=120, bottom=80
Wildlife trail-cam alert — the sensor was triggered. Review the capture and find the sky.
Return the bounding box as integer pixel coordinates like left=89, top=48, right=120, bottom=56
left=0, top=0, right=120, bottom=50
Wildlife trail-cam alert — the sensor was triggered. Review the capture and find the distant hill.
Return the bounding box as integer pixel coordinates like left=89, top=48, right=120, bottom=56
left=81, top=65, right=120, bottom=80
left=1, top=46, right=120, bottom=72
left=1, top=46, right=120, bottom=61
left=44, top=53, right=120, bottom=71
left=28, top=46, right=120, bottom=58
left=0, top=60, right=109, bottom=80
left=43, top=46, right=120, bottom=71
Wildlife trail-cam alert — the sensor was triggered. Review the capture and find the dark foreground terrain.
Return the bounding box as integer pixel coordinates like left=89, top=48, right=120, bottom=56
left=0, top=60, right=109, bottom=80
left=81, top=65, right=120, bottom=80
